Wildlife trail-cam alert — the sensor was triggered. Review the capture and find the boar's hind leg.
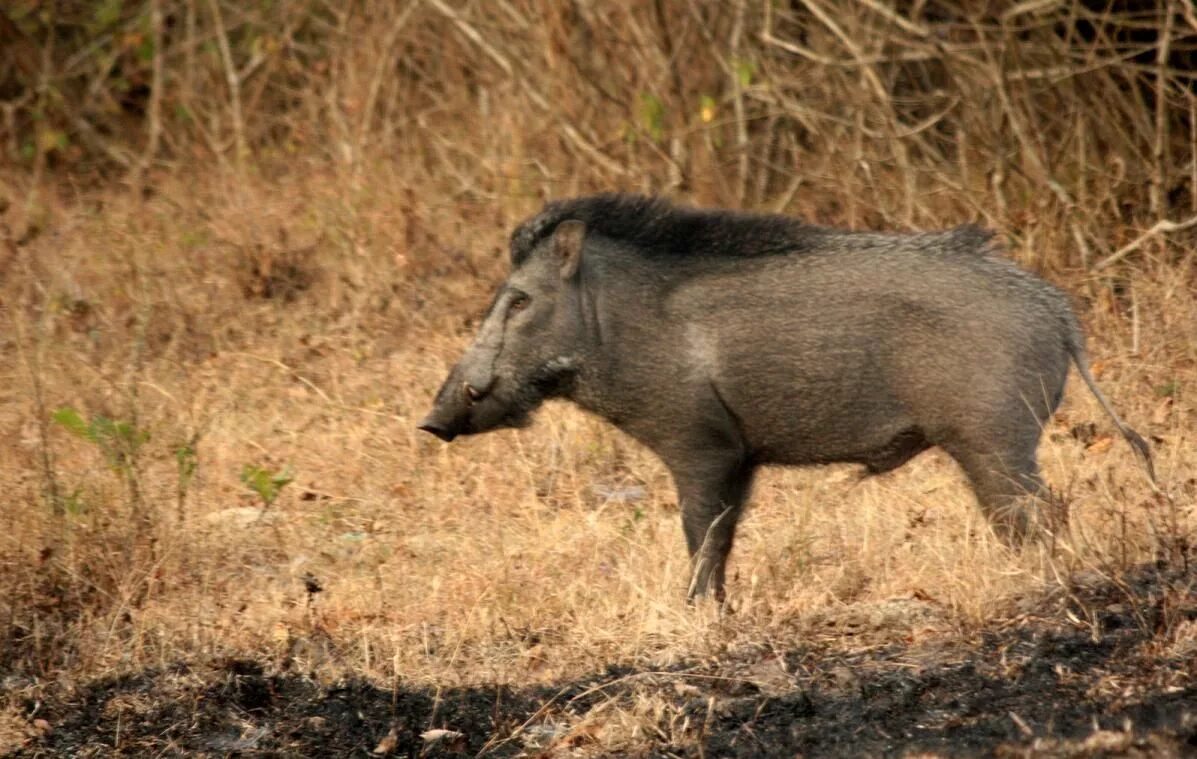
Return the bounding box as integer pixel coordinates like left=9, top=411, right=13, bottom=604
left=672, top=457, right=755, bottom=603
left=945, top=443, right=1047, bottom=543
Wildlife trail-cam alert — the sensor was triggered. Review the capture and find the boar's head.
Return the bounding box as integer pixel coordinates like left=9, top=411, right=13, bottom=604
left=418, top=220, right=588, bottom=442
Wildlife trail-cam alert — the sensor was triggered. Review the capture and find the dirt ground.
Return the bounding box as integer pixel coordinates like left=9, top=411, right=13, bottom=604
left=7, top=561, right=1195, bottom=758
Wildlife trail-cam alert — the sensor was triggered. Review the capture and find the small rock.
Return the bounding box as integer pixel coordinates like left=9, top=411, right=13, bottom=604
left=202, top=507, right=278, bottom=527
left=592, top=483, right=647, bottom=503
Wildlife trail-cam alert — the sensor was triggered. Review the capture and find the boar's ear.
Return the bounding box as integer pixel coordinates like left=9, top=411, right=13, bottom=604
left=552, top=220, right=586, bottom=280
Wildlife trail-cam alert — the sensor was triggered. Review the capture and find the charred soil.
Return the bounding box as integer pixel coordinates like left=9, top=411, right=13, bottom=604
left=6, top=563, right=1196, bottom=758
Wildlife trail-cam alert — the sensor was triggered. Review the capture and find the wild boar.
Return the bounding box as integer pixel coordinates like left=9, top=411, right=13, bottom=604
left=419, top=194, right=1153, bottom=601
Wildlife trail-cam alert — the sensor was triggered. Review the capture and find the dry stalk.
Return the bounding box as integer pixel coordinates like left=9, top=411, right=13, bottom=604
left=356, top=1, right=420, bottom=158
left=425, top=0, right=513, bottom=77
left=1094, top=215, right=1197, bottom=271
left=1191, top=92, right=1197, bottom=214
left=729, top=0, right=749, bottom=205
left=687, top=506, right=735, bottom=600
left=1152, top=1, right=1176, bottom=219
left=206, top=0, right=248, bottom=168
left=128, top=0, right=165, bottom=192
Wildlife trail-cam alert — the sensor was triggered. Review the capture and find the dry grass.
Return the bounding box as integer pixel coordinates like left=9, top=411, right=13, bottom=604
left=1, top=163, right=1191, bottom=686
left=2, top=1, right=1197, bottom=754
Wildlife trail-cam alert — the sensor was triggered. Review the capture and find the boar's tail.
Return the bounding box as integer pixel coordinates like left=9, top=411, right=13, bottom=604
left=1066, top=334, right=1157, bottom=485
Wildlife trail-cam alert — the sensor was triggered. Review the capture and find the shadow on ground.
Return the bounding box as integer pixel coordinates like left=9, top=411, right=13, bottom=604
left=5, top=562, right=1197, bottom=758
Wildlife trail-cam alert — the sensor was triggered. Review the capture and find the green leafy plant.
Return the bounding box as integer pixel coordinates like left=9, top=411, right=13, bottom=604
left=732, top=57, right=755, bottom=88
left=638, top=92, right=666, bottom=143
left=61, top=489, right=86, bottom=517
left=51, top=406, right=151, bottom=525
left=240, top=464, right=293, bottom=509
left=52, top=406, right=149, bottom=473
left=1154, top=380, right=1179, bottom=398
left=175, top=436, right=200, bottom=521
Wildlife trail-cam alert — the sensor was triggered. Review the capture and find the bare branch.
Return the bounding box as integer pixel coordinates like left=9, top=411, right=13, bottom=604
left=1094, top=215, right=1197, bottom=271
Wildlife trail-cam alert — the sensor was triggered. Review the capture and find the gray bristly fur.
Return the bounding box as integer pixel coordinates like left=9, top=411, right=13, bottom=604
left=420, top=193, right=1156, bottom=602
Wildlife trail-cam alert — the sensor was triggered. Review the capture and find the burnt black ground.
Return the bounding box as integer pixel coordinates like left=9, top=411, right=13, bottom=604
left=5, top=562, right=1197, bottom=758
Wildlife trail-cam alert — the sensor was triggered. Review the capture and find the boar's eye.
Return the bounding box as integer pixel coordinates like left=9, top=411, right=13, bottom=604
left=509, top=293, right=530, bottom=312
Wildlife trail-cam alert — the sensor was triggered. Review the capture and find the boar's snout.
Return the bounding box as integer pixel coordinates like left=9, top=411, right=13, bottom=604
left=417, top=415, right=458, bottom=442
left=418, top=392, right=466, bottom=441
left=417, top=375, right=477, bottom=443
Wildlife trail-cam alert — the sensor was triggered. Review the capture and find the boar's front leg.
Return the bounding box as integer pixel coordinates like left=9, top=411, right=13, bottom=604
left=670, top=453, right=755, bottom=603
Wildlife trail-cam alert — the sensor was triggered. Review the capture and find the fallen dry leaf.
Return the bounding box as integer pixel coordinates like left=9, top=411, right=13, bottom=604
left=553, top=722, right=601, bottom=749
left=421, top=728, right=466, bottom=752
left=1152, top=397, right=1172, bottom=425
left=372, top=725, right=398, bottom=755
left=1086, top=435, right=1115, bottom=454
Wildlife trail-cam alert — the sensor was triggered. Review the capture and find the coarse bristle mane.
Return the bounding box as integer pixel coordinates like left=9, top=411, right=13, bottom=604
left=509, top=193, right=816, bottom=266
left=509, top=193, right=996, bottom=266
